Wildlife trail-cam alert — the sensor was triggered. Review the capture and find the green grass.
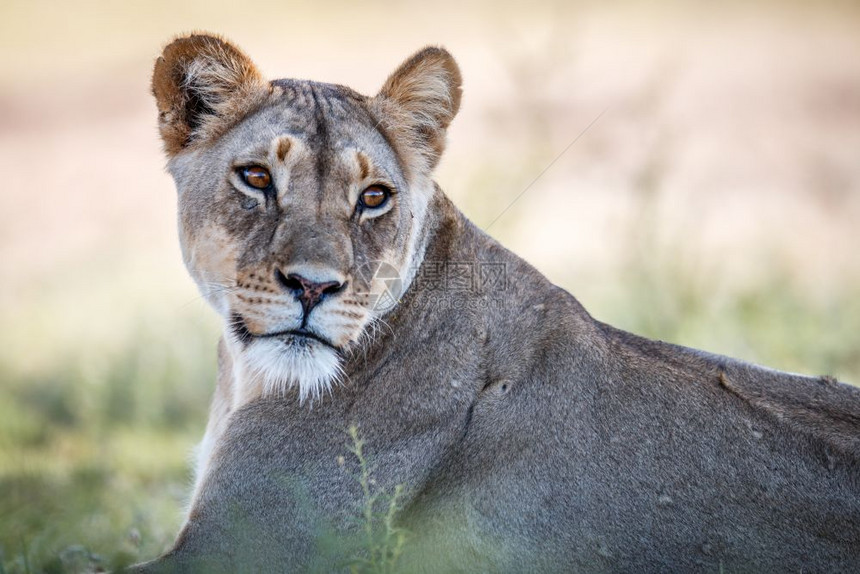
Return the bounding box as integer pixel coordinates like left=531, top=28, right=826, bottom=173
left=0, top=267, right=219, bottom=572
left=345, top=425, right=407, bottom=574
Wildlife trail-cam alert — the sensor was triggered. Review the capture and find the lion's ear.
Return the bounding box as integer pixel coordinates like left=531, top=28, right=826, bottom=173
left=151, top=33, right=270, bottom=156
left=374, top=47, right=462, bottom=173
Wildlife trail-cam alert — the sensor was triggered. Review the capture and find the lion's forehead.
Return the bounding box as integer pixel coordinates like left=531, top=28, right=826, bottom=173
left=264, top=79, right=377, bottom=142
left=214, top=79, right=402, bottom=184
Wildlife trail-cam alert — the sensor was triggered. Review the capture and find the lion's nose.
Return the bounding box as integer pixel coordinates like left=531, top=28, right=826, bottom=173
left=274, top=269, right=345, bottom=322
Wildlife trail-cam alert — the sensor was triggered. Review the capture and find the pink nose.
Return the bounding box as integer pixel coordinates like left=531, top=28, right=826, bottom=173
left=275, top=269, right=344, bottom=321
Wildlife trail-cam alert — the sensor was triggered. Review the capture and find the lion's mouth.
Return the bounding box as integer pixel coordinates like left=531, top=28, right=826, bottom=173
left=230, top=314, right=339, bottom=351
left=265, top=328, right=339, bottom=350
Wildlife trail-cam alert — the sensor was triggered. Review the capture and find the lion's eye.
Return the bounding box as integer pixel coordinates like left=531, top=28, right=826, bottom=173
left=359, top=185, right=390, bottom=209
left=239, top=166, right=272, bottom=190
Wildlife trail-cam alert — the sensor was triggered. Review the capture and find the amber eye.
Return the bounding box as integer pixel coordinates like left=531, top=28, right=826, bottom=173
left=359, top=185, right=391, bottom=209
left=239, top=166, right=272, bottom=190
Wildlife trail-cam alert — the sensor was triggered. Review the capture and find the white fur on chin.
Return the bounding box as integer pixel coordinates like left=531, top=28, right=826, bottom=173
left=242, top=337, right=344, bottom=404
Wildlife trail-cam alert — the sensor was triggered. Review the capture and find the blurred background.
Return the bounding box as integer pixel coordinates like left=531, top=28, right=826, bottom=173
left=1, top=0, right=859, bottom=570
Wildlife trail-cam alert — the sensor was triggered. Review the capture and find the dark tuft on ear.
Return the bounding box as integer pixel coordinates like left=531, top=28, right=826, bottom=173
left=373, top=46, right=462, bottom=173
left=151, top=33, right=270, bottom=156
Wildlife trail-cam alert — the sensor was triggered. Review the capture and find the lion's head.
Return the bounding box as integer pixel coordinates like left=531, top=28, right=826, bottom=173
left=152, top=35, right=461, bottom=401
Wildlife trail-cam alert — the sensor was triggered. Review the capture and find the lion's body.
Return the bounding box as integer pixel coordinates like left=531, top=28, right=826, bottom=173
left=138, top=34, right=860, bottom=573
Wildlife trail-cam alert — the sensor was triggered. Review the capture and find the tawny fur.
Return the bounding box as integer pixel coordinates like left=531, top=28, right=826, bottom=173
left=372, top=46, right=462, bottom=175
left=151, top=34, right=270, bottom=155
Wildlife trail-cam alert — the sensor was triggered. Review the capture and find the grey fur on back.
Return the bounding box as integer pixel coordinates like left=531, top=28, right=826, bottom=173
left=137, top=35, right=860, bottom=573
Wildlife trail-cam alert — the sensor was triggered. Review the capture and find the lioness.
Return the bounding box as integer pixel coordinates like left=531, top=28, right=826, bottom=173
left=137, top=34, right=860, bottom=573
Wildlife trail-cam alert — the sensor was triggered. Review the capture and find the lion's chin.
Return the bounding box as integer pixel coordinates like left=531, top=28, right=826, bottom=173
left=242, top=336, right=343, bottom=404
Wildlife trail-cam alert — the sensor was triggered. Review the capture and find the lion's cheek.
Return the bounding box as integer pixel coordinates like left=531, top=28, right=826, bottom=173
left=181, top=224, right=240, bottom=315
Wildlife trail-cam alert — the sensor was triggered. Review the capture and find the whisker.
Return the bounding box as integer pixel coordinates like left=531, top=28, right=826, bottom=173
left=176, top=280, right=241, bottom=309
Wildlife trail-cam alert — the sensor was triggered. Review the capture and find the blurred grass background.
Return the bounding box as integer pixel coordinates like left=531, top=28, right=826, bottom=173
left=1, top=0, right=859, bottom=571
